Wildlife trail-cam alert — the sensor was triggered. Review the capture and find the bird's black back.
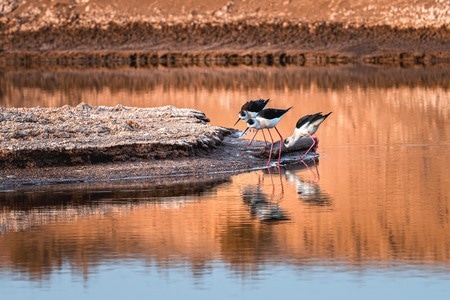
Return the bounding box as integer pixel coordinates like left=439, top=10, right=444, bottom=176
left=296, top=112, right=332, bottom=128
left=295, top=113, right=317, bottom=128
left=257, top=107, right=292, bottom=119
left=241, top=98, right=270, bottom=113
left=310, top=112, right=332, bottom=124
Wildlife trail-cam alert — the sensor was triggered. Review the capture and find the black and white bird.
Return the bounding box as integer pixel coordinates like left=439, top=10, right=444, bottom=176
left=234, top=98, right=270, bottom=126
left=242, top=107, right=292, bottom=167
left=283, top=112, right=332, bottom=159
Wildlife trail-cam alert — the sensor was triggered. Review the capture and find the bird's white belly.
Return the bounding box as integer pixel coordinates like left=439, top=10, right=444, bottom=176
left=257, top=117, right=280, bottom=129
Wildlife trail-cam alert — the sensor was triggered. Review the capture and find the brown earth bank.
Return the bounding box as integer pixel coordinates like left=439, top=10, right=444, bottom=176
left=1, top=0, right=449, bottom=66
left=0, top=104, right=225, bottom=167
left=0, top=137, right=315, bottom=190
left=0, top=104, right=316, bottom=188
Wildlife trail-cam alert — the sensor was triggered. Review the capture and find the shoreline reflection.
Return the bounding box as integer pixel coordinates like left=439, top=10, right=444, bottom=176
left=1, top=161, right=448, bottom=282
left=1, top=65, right=449, bottom=109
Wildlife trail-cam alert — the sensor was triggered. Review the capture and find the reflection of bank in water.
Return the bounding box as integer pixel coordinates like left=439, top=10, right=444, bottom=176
left=0, top=177, right=230, bottom=234
left=2, top=66, right=449, bottom=109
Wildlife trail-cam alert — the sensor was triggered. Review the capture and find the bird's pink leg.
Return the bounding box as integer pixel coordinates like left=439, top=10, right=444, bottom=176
left=266, top=129, right=274, bottom=167
left=247, top=129, right=268, bottom=146
left=314, top=160, right=320, bottom=181
left=247, top=129, right=259, bottom=146
left=313, top=134, right=319, bottom=153
left=274, top=127, right=283, bottom=166
left=301, top=133, right=317, bottom=160
left=261, top=130, right=269, bottom=146
left=301, top=159, right=320, bottom=182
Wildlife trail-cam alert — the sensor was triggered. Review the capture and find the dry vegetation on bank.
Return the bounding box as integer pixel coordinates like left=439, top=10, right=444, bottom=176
left=1, top=0, right=449, bottom=66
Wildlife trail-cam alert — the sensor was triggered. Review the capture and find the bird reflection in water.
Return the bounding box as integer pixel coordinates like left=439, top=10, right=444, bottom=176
left=241, top=168, right=289, bottom=222
left=285, top=161, right=332, bottom=207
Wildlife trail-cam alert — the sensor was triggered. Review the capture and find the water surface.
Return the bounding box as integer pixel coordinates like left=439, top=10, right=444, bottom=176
left=0, top=65, right=449, bottom=299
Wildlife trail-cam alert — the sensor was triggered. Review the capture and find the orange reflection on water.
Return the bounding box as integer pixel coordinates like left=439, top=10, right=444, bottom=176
left=0, top=156, right=449, bottom=279
left=0, top=65, right=449, bottom=278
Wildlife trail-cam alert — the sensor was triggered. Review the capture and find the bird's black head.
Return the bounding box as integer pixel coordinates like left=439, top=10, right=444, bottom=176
left=247, top=119, right=255, bottom=126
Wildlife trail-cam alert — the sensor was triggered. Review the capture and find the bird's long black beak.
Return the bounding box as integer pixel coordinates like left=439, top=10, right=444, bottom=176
left=233, top=118, right=241, bottom=126
left=241, top=126, right=250, bottom=137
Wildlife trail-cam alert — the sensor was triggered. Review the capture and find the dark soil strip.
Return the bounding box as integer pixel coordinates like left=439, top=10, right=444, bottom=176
left=0, top=135, right=316, bottom=189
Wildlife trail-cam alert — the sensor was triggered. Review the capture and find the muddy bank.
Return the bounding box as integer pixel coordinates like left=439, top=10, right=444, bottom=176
left=0, top=132, right=317, bottom=189
left=0, top=135, right=318, bottom=191
left=0, top=104, right=229, bottom=168
left=0, top=135, right=279, bottom=188
left=3, top=0, right=449, bottom=30
left=0, top=104, right=316, bottom=188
